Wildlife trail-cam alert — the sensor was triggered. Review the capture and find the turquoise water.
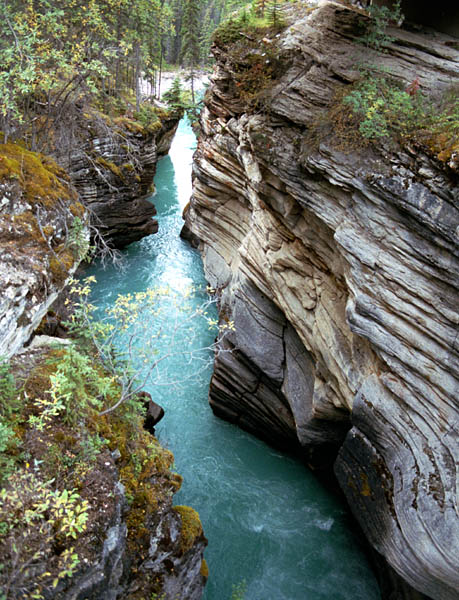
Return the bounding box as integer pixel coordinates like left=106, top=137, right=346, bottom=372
left=87, top=118, right=381, bottom=600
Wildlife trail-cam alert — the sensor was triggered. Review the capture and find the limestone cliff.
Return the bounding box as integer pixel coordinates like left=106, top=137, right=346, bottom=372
left=0, top=145, right=87, bottom=358
left=183, top=3, right=459, bottom=599
left=65, top=106, right=179, bottom=248
left=0, top=104, right=178, bottom=355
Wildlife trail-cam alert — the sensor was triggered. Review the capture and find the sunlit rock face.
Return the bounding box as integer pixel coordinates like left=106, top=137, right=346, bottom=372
left=183, top=2, right=459, bottom=598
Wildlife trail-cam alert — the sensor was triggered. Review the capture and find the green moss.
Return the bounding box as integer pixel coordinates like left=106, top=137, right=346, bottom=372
left=113, top=116, right=145, bottom=134
left=200, top=558, right=209, bottom=579
left=23, top=350, right=61, bottom=401
left=94, top=409, right=181, bottom=556
left=49, top=247, right=76, bottom=285
left=146, top=120, right=163, bottom=133
left=95, top=156, right=123, bottom=179
left=173, top=505, right=203, bottom=555
left=0, top=143, right=74, bottom=206
left=70, top=202, right=85, bottom=217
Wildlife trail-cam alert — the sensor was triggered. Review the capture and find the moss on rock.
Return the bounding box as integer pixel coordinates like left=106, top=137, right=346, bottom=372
left=0, top=142, right=75, bottom=207
left=173, top=505, right=204, bottom=555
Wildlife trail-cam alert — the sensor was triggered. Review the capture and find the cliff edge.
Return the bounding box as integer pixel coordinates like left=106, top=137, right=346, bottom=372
left=183, top=2, right=458, bottom=598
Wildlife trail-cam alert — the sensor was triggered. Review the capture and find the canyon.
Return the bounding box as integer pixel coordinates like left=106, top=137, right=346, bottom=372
left=0, top=108, right=207, bottom=599
left=1, top=1, right=458, bottom=597
left=182, top=2, right=459, bottom=598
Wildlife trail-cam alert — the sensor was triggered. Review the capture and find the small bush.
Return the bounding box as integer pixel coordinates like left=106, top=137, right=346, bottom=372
left=0, top=359, right=16, bottom=410
left=339, top=72, right=459, bottom=160
left=66, top=216, right=90, bottom=261
left=343, top=73, right=426, bottom=140
left=0, top=470, right=88, bottom=599
left=0, top=419, right=20, bottom=481
left=0, top=359, right=21, bottom=481
left=357, top=0, right=403, bottom=51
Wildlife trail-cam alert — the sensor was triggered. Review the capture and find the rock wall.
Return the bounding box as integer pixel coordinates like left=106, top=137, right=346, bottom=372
left=66, top=109, right=179, bottom=248
left=0, top=106, right=178, bottom=355
left=0, top=147, right=87, bottom=358
left=183, top=3, right=459, bottom=598
left=0, top=115, right=205, bottom=598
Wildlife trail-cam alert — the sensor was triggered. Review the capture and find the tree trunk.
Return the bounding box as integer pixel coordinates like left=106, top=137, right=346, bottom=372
left=135, top=42, right=141, bottom=112
left=158, top=43, right=163, bottom=99
left=115, top=8, right=122, bottom=94
left=191, top=68, right=195, bottom=104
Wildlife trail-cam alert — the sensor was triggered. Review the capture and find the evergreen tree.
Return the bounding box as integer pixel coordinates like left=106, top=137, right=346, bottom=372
left=266, top=0, right=284, bottom=27
left=180, top=0, right=201, bottom=103
left=200, top=7, right=214, bottom=64
left=162, top=76, right=185, bottom=114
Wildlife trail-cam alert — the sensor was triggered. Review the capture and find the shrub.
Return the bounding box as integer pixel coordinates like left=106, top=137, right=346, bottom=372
left=66, top=216, right=90, bottom=261
left=0, top=359, right=21, bottom=481
left=340, top=71, right=459, bottom=160
left=65, top=276, right=230, bottom=417
left=343, top=73, right=426, bottom=140
left=0, top=419, right=19, bottom=481
left=0, top=470, right=88, bottom=599
left=357, top=0, right=403, bottom=51
left=0, top=360, right=15, bottom=410
left=27, top=344, right=117, bottom=430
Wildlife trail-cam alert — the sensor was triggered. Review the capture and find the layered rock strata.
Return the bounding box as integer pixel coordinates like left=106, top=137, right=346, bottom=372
left=0, top=148, right=87, bottom=357
left=183, top=3, right=459, bottom=598
left=0, top=118, right=205, bottom=597
left=66, top=110, right=179, bottom=248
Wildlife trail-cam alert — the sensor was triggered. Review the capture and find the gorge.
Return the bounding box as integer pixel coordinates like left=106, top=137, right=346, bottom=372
left=87, top=116, right=382, bottom=599
left=0, top=1, right=457, bottom=599
left=182, top=2, right=459, bottom=599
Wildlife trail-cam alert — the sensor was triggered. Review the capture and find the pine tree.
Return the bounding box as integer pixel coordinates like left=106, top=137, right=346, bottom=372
left=180, top=0, right=201, bottom=103
left=200, top=7, right=214, bottom=65
left=266, top=0, right=284, bottom=27
left=162, top=76, right=184, bottom=113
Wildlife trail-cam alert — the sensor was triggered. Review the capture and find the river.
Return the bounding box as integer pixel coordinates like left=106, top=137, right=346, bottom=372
left=86, top=117, right=381, bottom=600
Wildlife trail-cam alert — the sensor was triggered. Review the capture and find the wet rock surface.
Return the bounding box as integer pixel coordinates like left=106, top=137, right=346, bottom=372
left=184, top=3, right=459, bottom=598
